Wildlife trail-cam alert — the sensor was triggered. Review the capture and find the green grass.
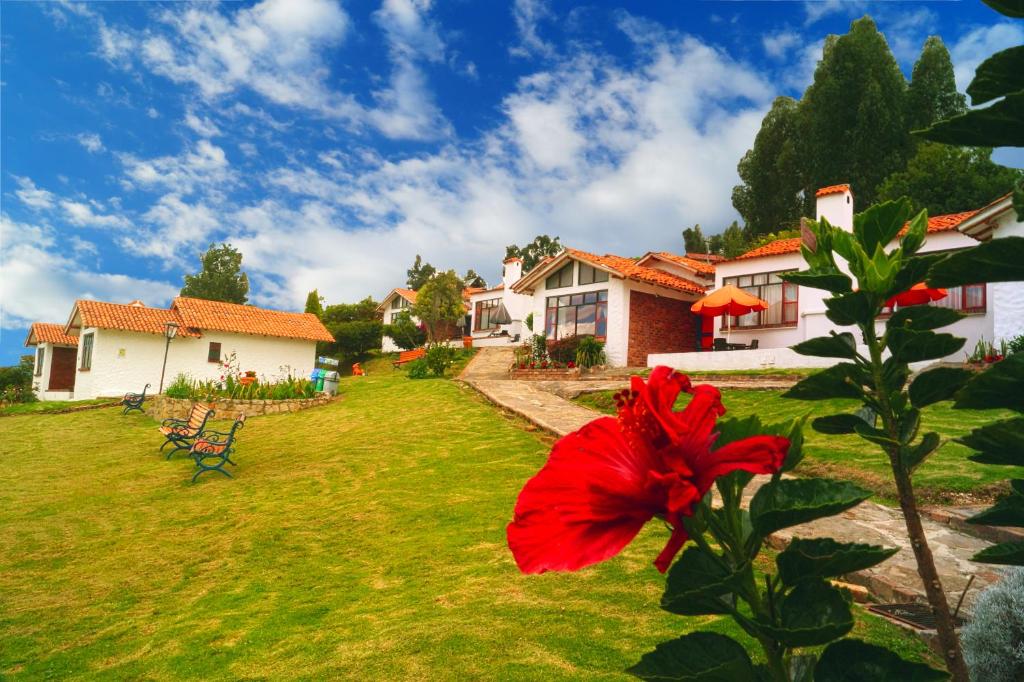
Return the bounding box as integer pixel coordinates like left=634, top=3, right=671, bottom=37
left=575, top=388, right=1012, bottom=503
left=0, top=372, right=934, bottom=679
left=0, top=398, right=116, bottom=417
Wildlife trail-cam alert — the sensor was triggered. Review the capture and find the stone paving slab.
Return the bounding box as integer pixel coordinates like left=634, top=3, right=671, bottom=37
left=460, top=347, right=1006, bottom=615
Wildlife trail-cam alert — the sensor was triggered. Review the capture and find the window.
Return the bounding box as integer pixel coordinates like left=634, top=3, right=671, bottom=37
left=545, top=262, right=574, bottom=290
left=578, top=263, right=609, bottom=285
left=80, top=333, right=94, bottom=371
left=208, top=342, right=222, bottom=363
left=545, top=290, right=608, bottom=339
left=35, top=347, right=44, bottom=376
left=934, top=283, right=986, bottom=314
left=721, top=271, right=798, bottom=329
left=391, top=296, right=410, bottom=310
left=474, top=298, right=502, bottom=331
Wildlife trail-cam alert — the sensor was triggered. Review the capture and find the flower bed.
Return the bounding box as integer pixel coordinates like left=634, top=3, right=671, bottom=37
left=145, top=394, right=332, bottom=421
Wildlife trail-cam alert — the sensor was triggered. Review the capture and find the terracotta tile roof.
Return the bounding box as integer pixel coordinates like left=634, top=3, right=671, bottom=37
left=732, top=212, right=980, bottom=261
left=395, top=288, right=418, bottom=304
left=71, top=300, right=200, bottom=337
left=461, top=287, right=486, bottom=301
left=173, top=297, right=334, bottom=342
left=816, top=184, right=851, bottom=197
left=25, top=322, right=78, bottom=347
left=564, top=248, right=706, bottom=296
left=686, top=252, right=725, bottom=262
left=649, top=251, right=717, bottom=275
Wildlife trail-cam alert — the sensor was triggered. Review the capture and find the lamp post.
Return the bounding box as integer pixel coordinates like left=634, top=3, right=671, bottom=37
left=158, top=321, right=179, bottom=393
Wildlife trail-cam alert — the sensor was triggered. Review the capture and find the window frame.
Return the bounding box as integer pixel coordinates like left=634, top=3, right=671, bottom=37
left=79, top=333, right=94, bottom=371
left=720, top=269, right=799, bottom=330
left=208, top=342, right=222, bottom=363
left=544, top=290, right=609, bottom=340
left=35, top=347, right=45, bottom=376
left=578, top=263, right=609, bottom=285
left=474, top=298, right=502, bottom=332
left=545, top=262, right=575, bottom=290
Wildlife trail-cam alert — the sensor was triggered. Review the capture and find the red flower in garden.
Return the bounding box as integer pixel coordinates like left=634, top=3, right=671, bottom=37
left=507, top=366, right=789, bottom=574
left=886, top=282, right=947, bottom=308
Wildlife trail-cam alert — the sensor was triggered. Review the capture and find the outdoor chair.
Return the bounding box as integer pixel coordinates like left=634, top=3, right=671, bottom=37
left=748, top=339, right=759, bottom=350
left=121, top=383, right=150, bottom=415
left=159, top=404, right=214, bottom=459
left=392, top=348, right=426, bottom=368
left=713, top=338, right=729, bottom=352
left=189, top=414, right=246, bottom=482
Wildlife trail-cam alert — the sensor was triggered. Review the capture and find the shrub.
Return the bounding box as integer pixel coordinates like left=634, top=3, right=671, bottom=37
left=0, top=356, right=36, bottom=403
left=524, top=312, right=534, bottom=332
left=575, top=336, right=606, bottom=369
left=406, top=358, right=429, bottom=379
left=961, top=568, right=1024, bottom=682
left=425, top=345, right=457, bottom=376
left=1008, top=334, right=1024, bottom=356
left=383, top=310, right=426, bottom=351
left=160, top=373, right=316, bottom=400
left=547, top=335, right=581, bottom=364
left=530, top=334, right=548, bottom=362
left=164, top=373, right=192, bottom=399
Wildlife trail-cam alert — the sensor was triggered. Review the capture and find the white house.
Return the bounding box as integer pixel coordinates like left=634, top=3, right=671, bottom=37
left=954, top=193, right=1024, bottom=345
left=650, top=184, right=996, bottom=370
left=511, top=247, right=710, bottom=366
left=26, top=297, right=334, bottom=400
left=377, top=288, right=420, bottom=352
left=466, top=257, right=535, bottom=346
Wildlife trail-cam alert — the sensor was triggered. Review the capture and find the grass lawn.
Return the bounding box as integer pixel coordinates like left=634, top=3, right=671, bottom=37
left=0, top=371, right=934, bottom=679
left=0, top=398, right=117, bottom=417
left=575, top=387, right=1012, bottom=503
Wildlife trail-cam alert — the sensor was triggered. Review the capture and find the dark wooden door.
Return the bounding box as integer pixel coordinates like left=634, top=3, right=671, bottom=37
left=49, top=347, right=77, bottom=391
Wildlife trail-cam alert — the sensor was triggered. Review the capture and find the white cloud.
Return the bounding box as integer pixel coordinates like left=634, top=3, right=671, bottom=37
left=147, top=107, right=160, bottom=119
left=183, top=109, right=221, bottom=137
left=950, top=22, right=1024, bottom=96
left=60, top=199, right=130, bottom=229
left=13, top=176, right=56, bottom=210
left=0, top=214, right=177, bottom=331
left=119, top=139, right=232, bottom=194
left=76, top=132, right=104, bottom=153
left=762, top=30, right=801, bottom=60
left=121, top=194, right=221, bottom=260
left=373, top=0, right=445, bottom=63
left=803, top=0, right=865, bottom=26
left=510, top=0, right=556, bottom=59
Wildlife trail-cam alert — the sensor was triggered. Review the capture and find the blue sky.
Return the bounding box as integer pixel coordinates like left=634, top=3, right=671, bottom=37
left=2, top=0, right=1022, bottom=363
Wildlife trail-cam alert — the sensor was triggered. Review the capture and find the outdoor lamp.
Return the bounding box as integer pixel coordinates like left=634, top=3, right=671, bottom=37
left=159, top=321, right=179, bottom=392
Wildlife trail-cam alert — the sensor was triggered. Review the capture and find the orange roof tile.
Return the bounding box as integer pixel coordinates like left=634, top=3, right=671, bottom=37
left=649, top=251, right=717, bottom=276
left=565, top=248, right=706, bottom=296
left=25, top=322, right=78, bottom=347
left=395, top=288, right=418, bottom=304
left=686, top=252, right=725, bottom=262
left=919, top=211, right=978, bottom=234
left=816, top=184, right=851, bottom=197
left=71, top=300, right=200, bottom=337
left=461, top=287, right=486, bottom=301
left=173, top=297, right=334, bottom=342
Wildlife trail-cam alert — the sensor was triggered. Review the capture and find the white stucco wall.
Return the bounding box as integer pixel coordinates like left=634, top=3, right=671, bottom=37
left=380, top=294, right=419, bottom=353
left=71, top=327, right=318, bottom=399
left=989, top=211, right=1024, bottom=344
left=30, top=342, right=77, bottom=401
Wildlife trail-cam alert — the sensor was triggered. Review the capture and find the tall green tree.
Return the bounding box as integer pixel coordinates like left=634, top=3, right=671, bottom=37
left=732, top=96, right=804, bottom=236
left=180, top=243, right=249, bottom=304
left=412, top=270, right=465, bottom=343
left=406, top=255, right=436, bottom=290
left=505, top=235, right=562, bottom=272
left=682, top=225, right=707, bottom=253
left=304, top=289, right=324, bottom=318
left=720, top=221, right=749, bottom=258
left=906, top=36, right=967, bottom=132
left=877, top=142, right=1022, bottom=214
left=799, top=17, right=912, bottom=208
left=320, top=296, right=383, bottom=362
left=461, top=269, right=487, bottom=288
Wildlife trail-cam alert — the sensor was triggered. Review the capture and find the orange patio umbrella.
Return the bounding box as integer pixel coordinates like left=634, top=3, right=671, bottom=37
left=886, top=282, right=947, bottom=308
left=690, top=284, right=769, bottom=343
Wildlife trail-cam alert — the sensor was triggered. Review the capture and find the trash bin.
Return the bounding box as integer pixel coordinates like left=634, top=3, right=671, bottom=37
left=322, top=371, right=339, bottom=396
left=310, top=368, right=325, bottom=392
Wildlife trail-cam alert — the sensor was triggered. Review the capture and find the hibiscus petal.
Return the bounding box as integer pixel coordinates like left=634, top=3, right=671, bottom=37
left=692, top=435, right=790, bottom=493
left=654, top=524, right=690, bottom=573
left=508, top=417, right=662, bottom=573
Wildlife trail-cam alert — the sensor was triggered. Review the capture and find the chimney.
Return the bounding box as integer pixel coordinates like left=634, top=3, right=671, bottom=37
left=502, top=257, right=523, bottom=288
left=815, top=184, right=854, bottom=232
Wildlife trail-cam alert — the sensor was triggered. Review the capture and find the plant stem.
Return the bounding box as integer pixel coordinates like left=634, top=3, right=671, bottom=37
left=863, top=324, right=970, bottom=682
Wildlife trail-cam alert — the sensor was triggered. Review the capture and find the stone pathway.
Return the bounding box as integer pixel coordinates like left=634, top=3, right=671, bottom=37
left=459, top=347, right=1008, bottom=616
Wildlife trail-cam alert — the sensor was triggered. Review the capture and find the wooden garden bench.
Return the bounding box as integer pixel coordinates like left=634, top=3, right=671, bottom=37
left=392, top=348, right=426, bottom=368
left=189, top=414, right=246, bottom=482
left=121, top=383, right=150, bottom=415
left=159, top=404, right=214, bottom=459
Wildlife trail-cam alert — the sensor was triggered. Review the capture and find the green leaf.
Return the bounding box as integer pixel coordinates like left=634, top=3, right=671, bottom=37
left=958, top=417, right=1024, bottom=462
left=854, top=200, right=911, bottom=256
left=968, top=45, right=1024, bottom=104
left=791, top=332, right=857, bottom=359
left=661, top=548, right=739, bottom=616
left=780, top=270, right=852, bottom=294
left=916, top=91, right=1024, bottom=147
left=760, top=579, right=853, bottom=647
left=954, top=354, right=1024, bottom=412
left=887, top=253, right=946, bottom=303
left=814, top=639, right=948, bottom=681
left=812, top=414, right=868, bottom=435
left=903, top=432, right=942, bottom=472
left=782, top=364, right=864, bottom=401
left=854, top=421, right=899, bottom=449
left=982, top=0, right=1024, bottom=19
left=886, top=305, right=964, bottom=332
left=750, top=478, right=872, bottom=537
left=908, top=367, right=973, bottom=408
left=886, top=328, right=964, bottom=364
left=899, top=209, right=928, bottom=256
left=626, top=632, right=756, bottom=682
left=776, top=538, right=898, bottom=586
left=824, top=291, right=878, bottom=326
left=967, top=494, right=1024, bottom=528
left=928, top=236, right=1024, bottom=288
left=972, top=541, right=1024, bottom=566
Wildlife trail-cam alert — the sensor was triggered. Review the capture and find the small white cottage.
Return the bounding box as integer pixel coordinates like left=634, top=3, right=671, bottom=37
left=26, top=297, right=334, bottom=400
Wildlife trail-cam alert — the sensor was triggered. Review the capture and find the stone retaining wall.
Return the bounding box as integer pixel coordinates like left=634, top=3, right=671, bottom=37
left=509, top=368, right=581, bottom=380
left=145, top=394, right=332, bottom=421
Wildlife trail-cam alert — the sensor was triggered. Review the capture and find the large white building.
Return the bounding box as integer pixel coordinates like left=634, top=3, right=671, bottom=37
left=466, top=257, right=535, bottom=347
left=26, top=297, right=334, bottom=400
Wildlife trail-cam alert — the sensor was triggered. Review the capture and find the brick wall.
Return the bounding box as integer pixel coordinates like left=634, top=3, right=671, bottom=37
left=627, top=292, right=698, bottom=366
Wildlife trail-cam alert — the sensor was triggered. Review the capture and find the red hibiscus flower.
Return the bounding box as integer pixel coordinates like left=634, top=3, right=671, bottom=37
left=507, top=366, right=789, bottom=574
